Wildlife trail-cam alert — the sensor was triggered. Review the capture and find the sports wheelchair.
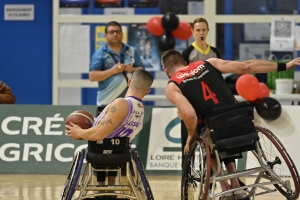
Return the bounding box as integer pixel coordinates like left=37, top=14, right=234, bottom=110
left=181, top=101, right=300, bottom=200
left=60, top=137, right=154, bottom=200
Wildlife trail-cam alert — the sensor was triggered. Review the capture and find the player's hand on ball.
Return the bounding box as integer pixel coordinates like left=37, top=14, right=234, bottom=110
left=65, top=122, right=83, bottom=140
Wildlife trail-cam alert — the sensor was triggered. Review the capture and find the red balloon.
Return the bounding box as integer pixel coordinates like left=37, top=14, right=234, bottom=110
left=236, top=74, right=259, bottom=101
left=146, top=16, right=164, bottom=36
left=172, top=22, right=192, bottom=40
left=258, top=83, right=270, bottom=98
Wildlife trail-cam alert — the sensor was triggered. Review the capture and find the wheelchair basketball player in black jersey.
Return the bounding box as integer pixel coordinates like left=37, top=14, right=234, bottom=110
left=161, top=49, right=300, bottom=200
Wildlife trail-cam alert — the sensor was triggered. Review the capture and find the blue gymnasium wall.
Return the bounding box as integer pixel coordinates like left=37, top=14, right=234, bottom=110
left=0, top=0, right=52, bottom=104
left=0, top=0, right=158, bottom=105
left=1, top=1, right=299, bottom=104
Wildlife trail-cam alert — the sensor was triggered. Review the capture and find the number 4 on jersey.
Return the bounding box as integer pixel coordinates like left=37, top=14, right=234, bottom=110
left=201, top=81, right=219, bottom=104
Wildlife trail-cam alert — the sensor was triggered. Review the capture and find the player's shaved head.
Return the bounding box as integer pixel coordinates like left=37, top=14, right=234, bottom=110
left=130, top=70, right=153, bottom=93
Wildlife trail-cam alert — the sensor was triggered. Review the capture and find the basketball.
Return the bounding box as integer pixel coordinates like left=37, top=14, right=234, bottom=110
left=66, top=110, right=94, bottom=129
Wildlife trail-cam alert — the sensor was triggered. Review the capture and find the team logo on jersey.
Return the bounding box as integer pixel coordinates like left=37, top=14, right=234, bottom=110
left=132, top=110, right=143, bottom=118
left=135, top=114, right=141, bottom=118
left=176, top=64, right=207, bottom=79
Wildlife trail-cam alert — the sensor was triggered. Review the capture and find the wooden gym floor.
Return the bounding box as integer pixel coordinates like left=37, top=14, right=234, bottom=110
left=0, top=174, right=286, bottom=200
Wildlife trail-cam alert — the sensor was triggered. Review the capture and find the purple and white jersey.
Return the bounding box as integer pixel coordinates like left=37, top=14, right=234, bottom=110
left=93, top=96, right=144, bottom=141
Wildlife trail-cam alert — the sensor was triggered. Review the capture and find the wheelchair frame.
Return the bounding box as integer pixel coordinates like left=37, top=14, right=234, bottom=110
left=181, top=126, right=300, bottom=200
left=60, top=149, right=154, bottom=200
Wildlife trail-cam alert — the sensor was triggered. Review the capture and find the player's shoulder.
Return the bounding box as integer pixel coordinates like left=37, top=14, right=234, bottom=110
left=106, top=98, right=129, bottom=115
left=112, top=97, right=128, bottom=105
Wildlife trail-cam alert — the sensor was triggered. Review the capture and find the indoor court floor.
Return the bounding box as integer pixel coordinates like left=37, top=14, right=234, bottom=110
left=0, top=174, right=286, bottom=200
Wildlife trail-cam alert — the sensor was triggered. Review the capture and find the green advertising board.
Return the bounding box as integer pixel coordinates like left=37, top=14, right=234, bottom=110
left=0, top=105, right=182, bottom=175
left=0, top=105, right=246, bottom=175
left=0, top=105, right=96, bottom=174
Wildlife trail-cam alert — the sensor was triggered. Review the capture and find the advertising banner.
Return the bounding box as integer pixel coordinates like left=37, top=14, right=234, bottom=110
left=0, top=105, right=95, bottom=174
left=146, top=108, right=182, bottom=171
left=2, top=104, right=298, bottom=175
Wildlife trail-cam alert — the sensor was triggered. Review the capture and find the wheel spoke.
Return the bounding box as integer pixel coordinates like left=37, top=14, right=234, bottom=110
left=182, top=138, right=211, bottom=200
left=256, top=127, right=300, bottom=199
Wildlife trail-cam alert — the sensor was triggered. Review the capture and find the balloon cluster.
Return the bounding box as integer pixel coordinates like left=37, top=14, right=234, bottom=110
left=236, top=74, right=282, bottom=121
left=147, top=12, right=192, bottom=52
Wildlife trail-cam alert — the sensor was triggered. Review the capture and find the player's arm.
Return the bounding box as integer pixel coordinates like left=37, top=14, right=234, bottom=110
left=207, top=57, right=300, bottom=74
left=166, top=83, right=198, bottom=143
left=67, top=98, right=128, bottom=141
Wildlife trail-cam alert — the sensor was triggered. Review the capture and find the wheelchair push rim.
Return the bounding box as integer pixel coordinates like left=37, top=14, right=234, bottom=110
left=60, top=148, right=85, bottom=200
left=131, top=151, right=154, bottom=200
left=256, top=126, right=300, bottom=200
left=181, top=137, right=211, bottom=200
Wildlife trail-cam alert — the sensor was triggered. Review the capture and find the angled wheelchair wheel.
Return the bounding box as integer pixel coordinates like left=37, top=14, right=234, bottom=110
left=181, top=137, right=211, bottom=200
left=256, top=126, right=300, bottom=200
left=60, top=148, right=85, bottom=200
left=131, top=151, right=154, bottom=200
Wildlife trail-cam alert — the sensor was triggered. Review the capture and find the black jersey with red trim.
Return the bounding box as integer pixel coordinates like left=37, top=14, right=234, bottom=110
left=168, top=60, right=236, bottom=121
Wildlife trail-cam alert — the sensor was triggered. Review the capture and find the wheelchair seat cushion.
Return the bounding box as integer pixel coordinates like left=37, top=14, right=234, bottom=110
left=210, top=120, right=256, bottom=142
left=214, top=131, right=259, bottom=152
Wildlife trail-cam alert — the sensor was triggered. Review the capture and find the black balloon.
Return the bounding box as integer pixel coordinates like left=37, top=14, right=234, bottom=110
left=158, top=32, right=175, bottom=52
left=161, top=12, right=179, bottom=32
left=254, top=97, right=282, bottom=121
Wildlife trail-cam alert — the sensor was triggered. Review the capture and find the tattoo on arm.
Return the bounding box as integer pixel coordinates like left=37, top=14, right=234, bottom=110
left=100, top=118, right=113, bottom=126
left=110, top=106, right=117, bottom=113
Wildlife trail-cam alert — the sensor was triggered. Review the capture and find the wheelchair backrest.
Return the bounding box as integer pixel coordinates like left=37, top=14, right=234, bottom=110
left=88, top=137, right=130, bottom=154
left=204, top=101, right=254, bottom=130
left=203, top=102, right=258, bottom=151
